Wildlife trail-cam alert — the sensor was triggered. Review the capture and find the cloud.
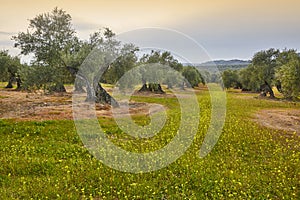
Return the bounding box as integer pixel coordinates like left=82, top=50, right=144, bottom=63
left=0, top=31, right=15, bottom=36
left=0, top=40, right=13, bottom=46
left=72, top=18, right=105, bottom=40
left=73, top=21, right=99, bottom=32
left=0, top=31, right=15, bottom=48
left=72, top=17, right=103, bottom=32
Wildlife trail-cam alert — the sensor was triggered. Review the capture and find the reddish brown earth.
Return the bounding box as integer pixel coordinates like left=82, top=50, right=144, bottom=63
left=0, top=86, right=164, bottom=121
left=254, top=109, right=300, bottom=134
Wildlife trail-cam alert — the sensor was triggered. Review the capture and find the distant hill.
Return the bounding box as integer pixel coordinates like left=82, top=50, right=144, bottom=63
left=198, top=59, right=251, bottom=67
left=186, top=59, right=251, bottom=73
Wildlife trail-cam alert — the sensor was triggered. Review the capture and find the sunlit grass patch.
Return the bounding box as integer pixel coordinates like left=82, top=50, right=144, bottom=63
left=0, top=82, right=8, bottom=88
left=0, top=95, right=8, bottom=99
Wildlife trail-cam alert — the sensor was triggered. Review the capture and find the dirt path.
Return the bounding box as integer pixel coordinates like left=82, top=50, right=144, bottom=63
left=0, top=87, right=164, bottom=121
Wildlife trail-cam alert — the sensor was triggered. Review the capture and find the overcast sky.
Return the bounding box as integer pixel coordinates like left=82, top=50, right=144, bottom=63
left=0, top=0, right=300, bottom=63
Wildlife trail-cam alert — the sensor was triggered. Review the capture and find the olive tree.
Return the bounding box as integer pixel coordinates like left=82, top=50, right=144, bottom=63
left=221, top=69, right=241, bottom=89
left=138, top=51, right=183, bottom=93
left=12, top=7, right=77, bottom=92
left=275, top=50, right=300, bottom=100
left=238, top=48, right=280, bottom=97
left=0, top=50, right=22, bottom=89
left=182, top=66, right=204, bottom=88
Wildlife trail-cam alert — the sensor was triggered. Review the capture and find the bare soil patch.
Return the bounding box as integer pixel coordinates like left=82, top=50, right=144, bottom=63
left=0, top=87, right=164, bottom=121
left=133, top=91, right=175, bottom=98
left=254, top=109, right=300, bottom=134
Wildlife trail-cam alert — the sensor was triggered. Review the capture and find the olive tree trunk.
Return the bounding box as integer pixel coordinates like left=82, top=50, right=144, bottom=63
left=67, top=66, right=119, bottom=107
left=138, top=82, right=165, bottom=94
left=5, top=76, right=14, bottom=88
left=260, top=81, right=275, bottom=98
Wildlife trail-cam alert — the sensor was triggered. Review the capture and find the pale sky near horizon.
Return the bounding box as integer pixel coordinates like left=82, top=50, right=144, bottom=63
left=0, top=0, right=300, bottom=63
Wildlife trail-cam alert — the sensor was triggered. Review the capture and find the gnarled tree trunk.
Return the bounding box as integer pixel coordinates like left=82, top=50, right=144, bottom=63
left=138, top=82, right=165, bottom=94
left=260, top=81, right=275, bottom=98
left=16, top=76, right=21, bottom=90
left=49, top=83, right=66, bottom=93
left=139, top=84, right=148, bottom=92
left=180, top=81, right=185, bottom=90
left=94, top=82, right=119, bottom=107
left=5, top=76, right=14, bottom=88
left=67, top=66, right=119, bottom=107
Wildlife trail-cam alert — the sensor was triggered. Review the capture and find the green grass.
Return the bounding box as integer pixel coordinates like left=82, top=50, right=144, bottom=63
left=0, top=82, right=8, bottom=88
left=0, top=90, right=299, bottom=199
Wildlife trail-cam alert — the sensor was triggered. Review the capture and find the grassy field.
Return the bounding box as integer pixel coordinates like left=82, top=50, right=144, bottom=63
left=0, top=86, right=299, bottom=199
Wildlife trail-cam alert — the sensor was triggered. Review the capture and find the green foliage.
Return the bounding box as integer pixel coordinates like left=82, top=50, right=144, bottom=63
left=12, top=7, right=77, bottom=91
left=164, top=70, right=182, bottom=88
left=221, top=69, right=241, bottom=89
left=182, top=66, right=204, bottom=87
left=0, top=50, right=21, bottom=88
left=220, top=48, right=299, bottom=100
left=11, top=8, right=125, bottom=92
left=0, top=50, right=10, bottom=81
left=140, top=51, right=183, bottom=72
left=12, top=7, right=76, bottom=67
left=239, top=48, right=280, bottom=92
left=138, top=51, right=186, bottom=90
left=275, top=50, right=300, bottom=100
left=18, top=65, right=70, bottom=92
left=103, top=43, right=139, bottom=85
left=238, top=65, right=261, bottom=91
